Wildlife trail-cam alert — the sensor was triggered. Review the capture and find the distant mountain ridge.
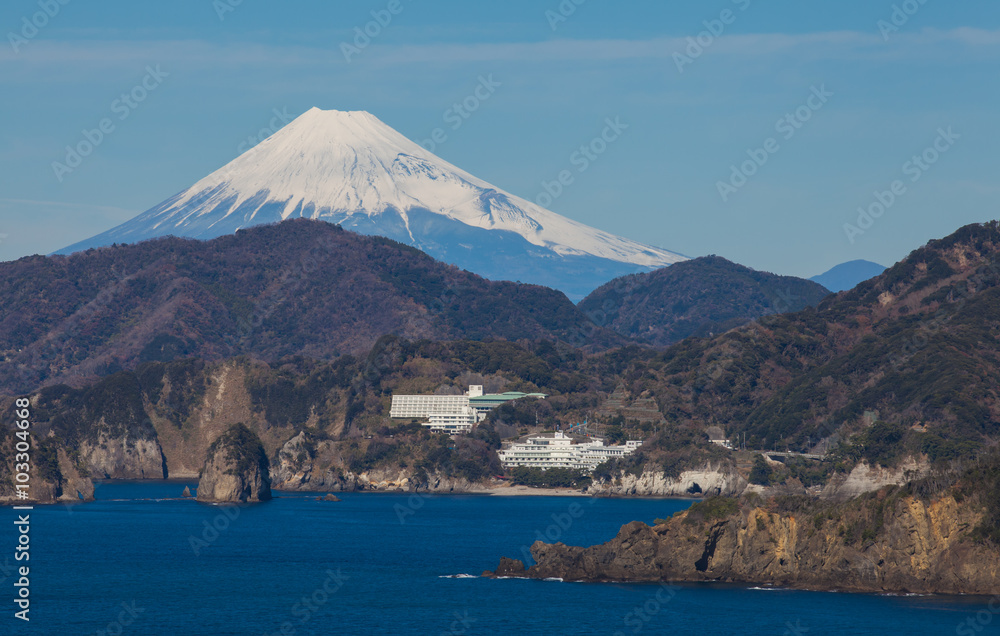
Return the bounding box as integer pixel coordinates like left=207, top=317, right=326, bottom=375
left=57, top=107, right=686, bottom=300
left=6, top=219, right=1000, bottom=514
left=578, top=256, right=831, bottom=347
left=629, top=221, right=1000, bottom=457
left=810, top=259, right=887, bottom=292
left=1, top=220, right=620, bottom=394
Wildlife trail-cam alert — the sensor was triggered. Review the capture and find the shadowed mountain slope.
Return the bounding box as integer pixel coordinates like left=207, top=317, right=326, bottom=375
left=0, top=219, right=618, bottom=394
left=578, top=255, right=830, bottom=347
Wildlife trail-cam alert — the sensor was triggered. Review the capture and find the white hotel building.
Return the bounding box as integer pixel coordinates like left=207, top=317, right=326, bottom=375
left=389, top=386, right=546, bottom=434
left=498, top=431, right=642, bottom=472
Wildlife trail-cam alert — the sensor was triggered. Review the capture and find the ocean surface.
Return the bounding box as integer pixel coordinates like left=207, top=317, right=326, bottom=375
left=6, top=481, right=996, bottom=635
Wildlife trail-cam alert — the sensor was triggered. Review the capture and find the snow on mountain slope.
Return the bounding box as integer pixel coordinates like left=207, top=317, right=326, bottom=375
left=59, top=108, right=686, bottom=298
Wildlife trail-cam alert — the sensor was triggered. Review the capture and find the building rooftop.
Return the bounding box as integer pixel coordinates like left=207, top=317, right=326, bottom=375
left=470, top=391, right=547, bottom=402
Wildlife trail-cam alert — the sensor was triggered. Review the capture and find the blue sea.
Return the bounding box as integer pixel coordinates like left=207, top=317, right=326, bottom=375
left=4, top=482, right=995, bottom=635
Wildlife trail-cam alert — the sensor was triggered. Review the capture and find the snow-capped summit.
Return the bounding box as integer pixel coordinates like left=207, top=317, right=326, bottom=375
left=59, top=107, right=686, bottom=298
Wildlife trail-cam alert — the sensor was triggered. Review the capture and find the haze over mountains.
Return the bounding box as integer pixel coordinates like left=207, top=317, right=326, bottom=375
left=810, top=259, right=887, bottom=292
left=58, top=107, right=686, bottom=300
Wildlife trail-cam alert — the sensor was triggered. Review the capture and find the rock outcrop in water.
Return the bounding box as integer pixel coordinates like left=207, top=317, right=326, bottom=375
left=484, top=490, right=1000, bottom=595
left=196, top=423, right=272, bottom=503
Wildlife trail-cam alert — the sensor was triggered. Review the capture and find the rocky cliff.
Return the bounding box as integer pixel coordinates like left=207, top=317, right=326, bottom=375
left=196, top=423, right=272, bottom=503
left=821, top=458, right=930, bottom=500
left=77, top=433, right=166, bottom=480
left=272, top=432, right=488, bottom=493
left=485, top=489, right=1000, bottom=595
left=0, top=438, right=95, bottom=505
left=588, top=464, right=746, bottom=497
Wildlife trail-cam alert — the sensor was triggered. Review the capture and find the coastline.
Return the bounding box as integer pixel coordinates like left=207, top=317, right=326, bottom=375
left=468, top=484, right=591, bottom=497
left=2, top=479, right=703, bottom=505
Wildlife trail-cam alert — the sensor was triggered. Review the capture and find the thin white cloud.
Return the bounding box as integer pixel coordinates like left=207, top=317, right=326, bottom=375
left=3, top=28, right=999, bottom=70
left=0, top=198, right=133, bottom=215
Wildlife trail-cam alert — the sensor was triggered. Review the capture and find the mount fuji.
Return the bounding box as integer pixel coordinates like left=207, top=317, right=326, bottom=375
left=58, top=107, right=686, bottom=299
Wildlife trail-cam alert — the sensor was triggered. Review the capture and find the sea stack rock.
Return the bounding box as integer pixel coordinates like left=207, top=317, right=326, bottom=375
left=196, top=423, right=272, bottom=503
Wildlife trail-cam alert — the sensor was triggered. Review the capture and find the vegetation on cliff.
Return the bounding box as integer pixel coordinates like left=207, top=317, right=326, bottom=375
left=579, top=255, right=830, bottom=346
left=489, top=451, right=1000, bottom=594
left=0, top=219, right=617, bottom=394
left=621, top=221, right=1000, bottom=462
left=198, top=423, right=271, bottom=502
left=206, top=423, right=270, bottom=479
left=9, top=220, right=1000, bottom=496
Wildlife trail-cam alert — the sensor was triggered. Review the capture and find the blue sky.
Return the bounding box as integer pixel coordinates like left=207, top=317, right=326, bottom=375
left=1, top=0, right=999, bottom=278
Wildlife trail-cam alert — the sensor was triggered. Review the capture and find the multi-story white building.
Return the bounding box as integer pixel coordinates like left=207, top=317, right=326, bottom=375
left=425, top=408, right=478, bottom=434
left=389, top=385, right=483, bottom=420
left=390, top=385, right=546, bottom=435
left=498, top=431, right=642, bottom=472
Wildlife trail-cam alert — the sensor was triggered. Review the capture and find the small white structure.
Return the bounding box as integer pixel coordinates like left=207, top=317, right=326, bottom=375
left=498, top=431, right=642, bottom=472
left=706, top=426, right=734, bottom=450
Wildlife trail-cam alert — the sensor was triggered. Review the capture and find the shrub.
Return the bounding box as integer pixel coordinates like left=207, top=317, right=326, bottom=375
left=749, top=455, right=773, bottom=486
left=683, top=496, right=738, bottom=525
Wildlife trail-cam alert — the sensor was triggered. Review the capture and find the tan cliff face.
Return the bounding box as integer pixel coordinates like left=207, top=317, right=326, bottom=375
left=77, top=432, right=165, bottom=480
left=489, top=493, right=1000, bottom=595
left=0, top=443, right=95, bottom=505
left=150, top=362, right=298, bottom=479
left=271, top=432, right=483, bottom=493
left=589, top=465, right=747, bottom=497
left=822, top=458, right=931, bottom=499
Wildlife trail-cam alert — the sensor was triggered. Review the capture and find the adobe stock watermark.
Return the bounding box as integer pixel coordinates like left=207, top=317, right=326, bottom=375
left=189, top=503, right=246, bottom=555
left=517, top=498, right=597, bottom=564
left=888, top=256, right=1000, bottom=372
left=212, top=0, right=243, bottom=21
left=395, top=492, right=430, bottom=524
left=440, top=610, right=476, bottom=636
left=716, top=84, right=833, bottom=202
left=51, top=65, right=169, bottom=182
left=91, top=600, right=145, bottom=636
left=411, top=281, right=477, bottom=335
left=419, top=75, right=502, bottom=154
left=10, top=266, right=133, bottom=391
left=534, top=116, right=629, bottom=209
left=60, top=480, right=101, bottom=516
left=237, top=107, right=295, bottom=154
left=878, top=0, right=931, bottom=41
left=956, top=596, right=1000, bottom=636
left=8, top=0, right=71, bottom=55
left=264, top=568, right=349, bottom=636
left=229, top=232, right=342, bottom=344
left=545, top=0, right=587, bottom=31
left=0, top=558, right=15, bottom=588
left=843, top=126, right=958, bottom=244
left=340, top=0, right=412, bottom=63
left=611, top=583, right=678, bottom=636
left=673, top=0, right=753, bottom=73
